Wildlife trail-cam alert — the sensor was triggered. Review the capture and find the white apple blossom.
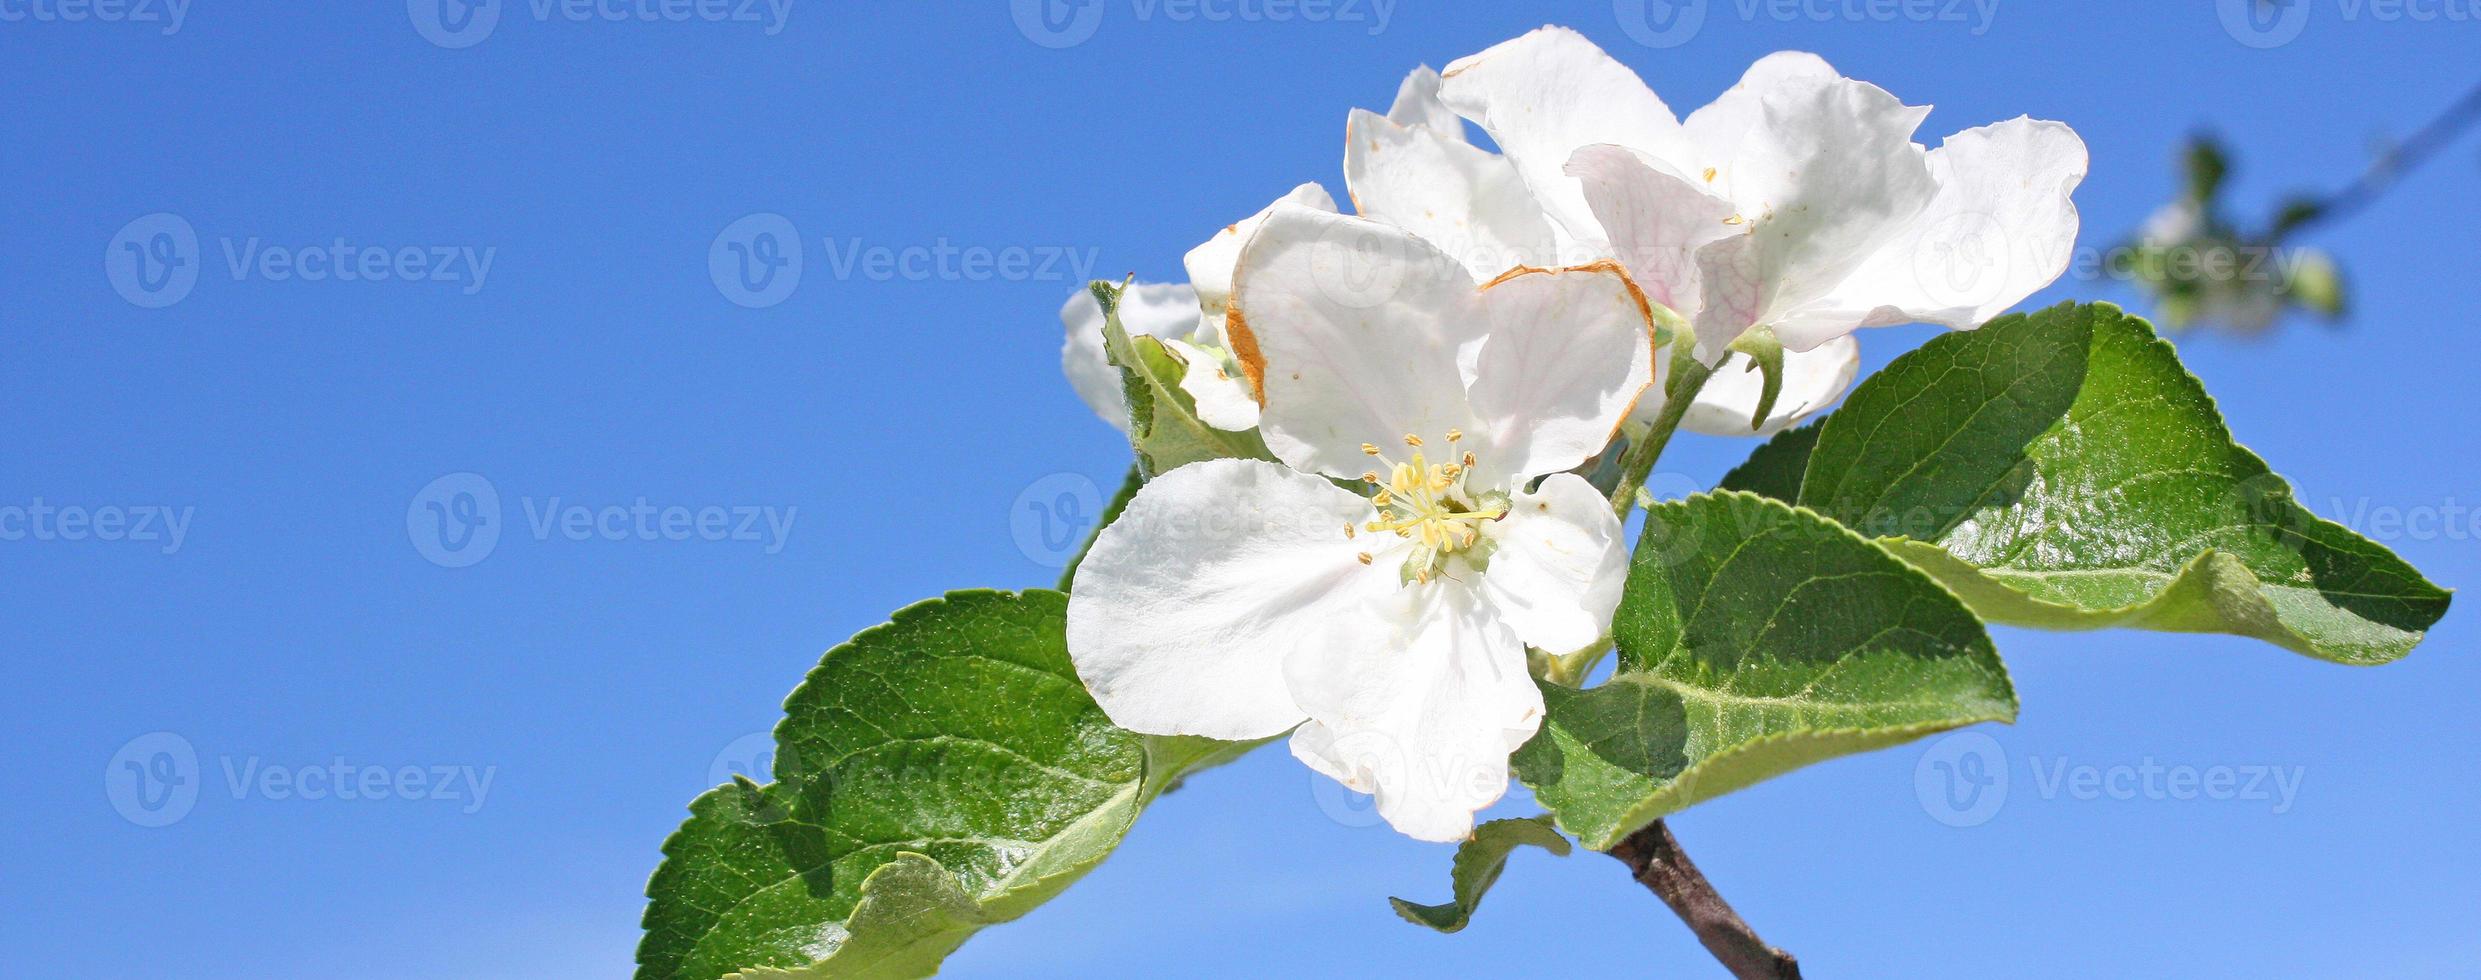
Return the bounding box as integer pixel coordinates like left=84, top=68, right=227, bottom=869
left=1060, top=184, right=1335, bottom=433
left=1346, top=60, right=1860, bottom=435
left=1066, top=206, right=1654, bottom=842
left=1431, top=27, right=2085, bottom=421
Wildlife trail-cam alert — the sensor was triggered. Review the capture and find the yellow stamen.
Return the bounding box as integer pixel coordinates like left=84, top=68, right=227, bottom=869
left=1352, top=436, right=1511, bottom=579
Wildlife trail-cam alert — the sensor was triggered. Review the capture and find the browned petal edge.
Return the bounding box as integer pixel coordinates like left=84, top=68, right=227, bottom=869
left=1221, top=297, right=1268, bottom=404
left=1479, top=259, right=1664, bottom=447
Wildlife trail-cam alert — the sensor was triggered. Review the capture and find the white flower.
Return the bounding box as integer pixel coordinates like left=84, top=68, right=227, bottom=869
left=1066, top=207, right=1655, bottom=841
left=1344, top=59, right=1860, bottom=435
left=1060, top=184, right=1336, bottom=433
left=1433, top=27, right=2086, bottom=425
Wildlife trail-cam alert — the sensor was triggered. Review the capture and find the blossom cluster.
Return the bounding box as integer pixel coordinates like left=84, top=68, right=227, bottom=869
left=1057, top=26, right=2086, bottom=841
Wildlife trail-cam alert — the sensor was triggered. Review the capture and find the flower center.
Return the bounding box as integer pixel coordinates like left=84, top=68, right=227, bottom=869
left=1352, top=430, right=1507, bottom=584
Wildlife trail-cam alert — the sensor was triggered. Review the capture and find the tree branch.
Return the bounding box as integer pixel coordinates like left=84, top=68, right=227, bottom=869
left=1607, top=819, right=1801, bottom=980
left=2275, top=77, right=2481, bottom=240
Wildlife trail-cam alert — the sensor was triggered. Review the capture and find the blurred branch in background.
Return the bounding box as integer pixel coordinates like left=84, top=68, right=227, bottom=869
left=2116, top=78, right=2481, bottom=334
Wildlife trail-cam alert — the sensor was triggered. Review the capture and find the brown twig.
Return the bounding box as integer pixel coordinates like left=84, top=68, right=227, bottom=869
left=1607, top=819, right=1801, bottom=980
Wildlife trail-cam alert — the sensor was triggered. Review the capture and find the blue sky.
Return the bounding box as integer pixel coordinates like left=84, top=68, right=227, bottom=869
left=5, top=2, right=2477, bottom=976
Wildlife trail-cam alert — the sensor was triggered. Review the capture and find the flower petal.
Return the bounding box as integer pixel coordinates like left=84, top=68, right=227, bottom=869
left=1345, top=106, right=1558, bottom=282
left=1162, top=338, right=1263, bottom=431
left=1674, top=334, right=1860, bottom=436
left=1707, top=68, right=1938, bottom=349
left=1688, top=231, right=1764, bottom=361
left=1478, top=473, right=1630, bottom=655
left=1183, top=182, right=1339, bottom=343
left=1228, top=207, right=1484, bottom=480
left=1675, top=52, right=1843, bottom=194
left=1773, top=117, right=2089, bottom=351
left=1067, top=458, right=1398, bottom=740
left=1565, top=143, right=1735, bottom=314
left=1384, top=64, right=1465, bottom=137
left=1060, top=281, right=1203, bottom=432
left=1285, top=580, right=1541, bottom=842
left=1437, top=26, right=1689, bottom=252
left=1460, top=262, right=1656, bottom=485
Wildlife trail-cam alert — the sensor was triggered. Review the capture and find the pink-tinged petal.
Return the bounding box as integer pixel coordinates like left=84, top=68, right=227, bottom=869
left=1437, top=26, right=1690, bottom=251
left=1566, top=143, right=1735, bottom=313
left=1460, top=262, right=1657, bottom=486
left=1713, top=70, right=1938, bottom=344
left=1688, top=232, right=1764, bottom=361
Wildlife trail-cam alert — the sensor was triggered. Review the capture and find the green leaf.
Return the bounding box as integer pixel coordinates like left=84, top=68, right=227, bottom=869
left=1388, top=816, right=1570, bottom=934
left=739, top=853, right=997, bottom=979
left=1715, top=418, right=1821, bottom=502
left=1092, top=280, right=1272, bottom=477
left=637, top=590, right=1227, bottom=979
left=1514, top=491, right=2016, bottom=851
left=1792, top=302, right=2448, bottom=664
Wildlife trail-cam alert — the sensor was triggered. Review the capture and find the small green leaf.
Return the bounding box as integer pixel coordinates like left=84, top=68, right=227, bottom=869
left=1092, top=280, right=1271, bottom=476
left=1725, top=326, right=1787, bottom=432
left=1792, top=302, right=2448, bottom=664
left=1515, top=491, right=2016, bottom=851
left=2183, top=134, right=2229, bottom=205
left=1388, top=816, right=1570, bottom=934
left=637, top=590, right=1232, bottom=980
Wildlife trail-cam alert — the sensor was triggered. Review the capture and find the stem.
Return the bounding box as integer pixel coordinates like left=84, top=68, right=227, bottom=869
left=1608, top=820, right=1802, bottom=980
left=1591, top=341, right=1794, bottom=977
left=1607, top=348, right=1715, bottom=521
left=2276, top=78, right=2481, bottom=240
